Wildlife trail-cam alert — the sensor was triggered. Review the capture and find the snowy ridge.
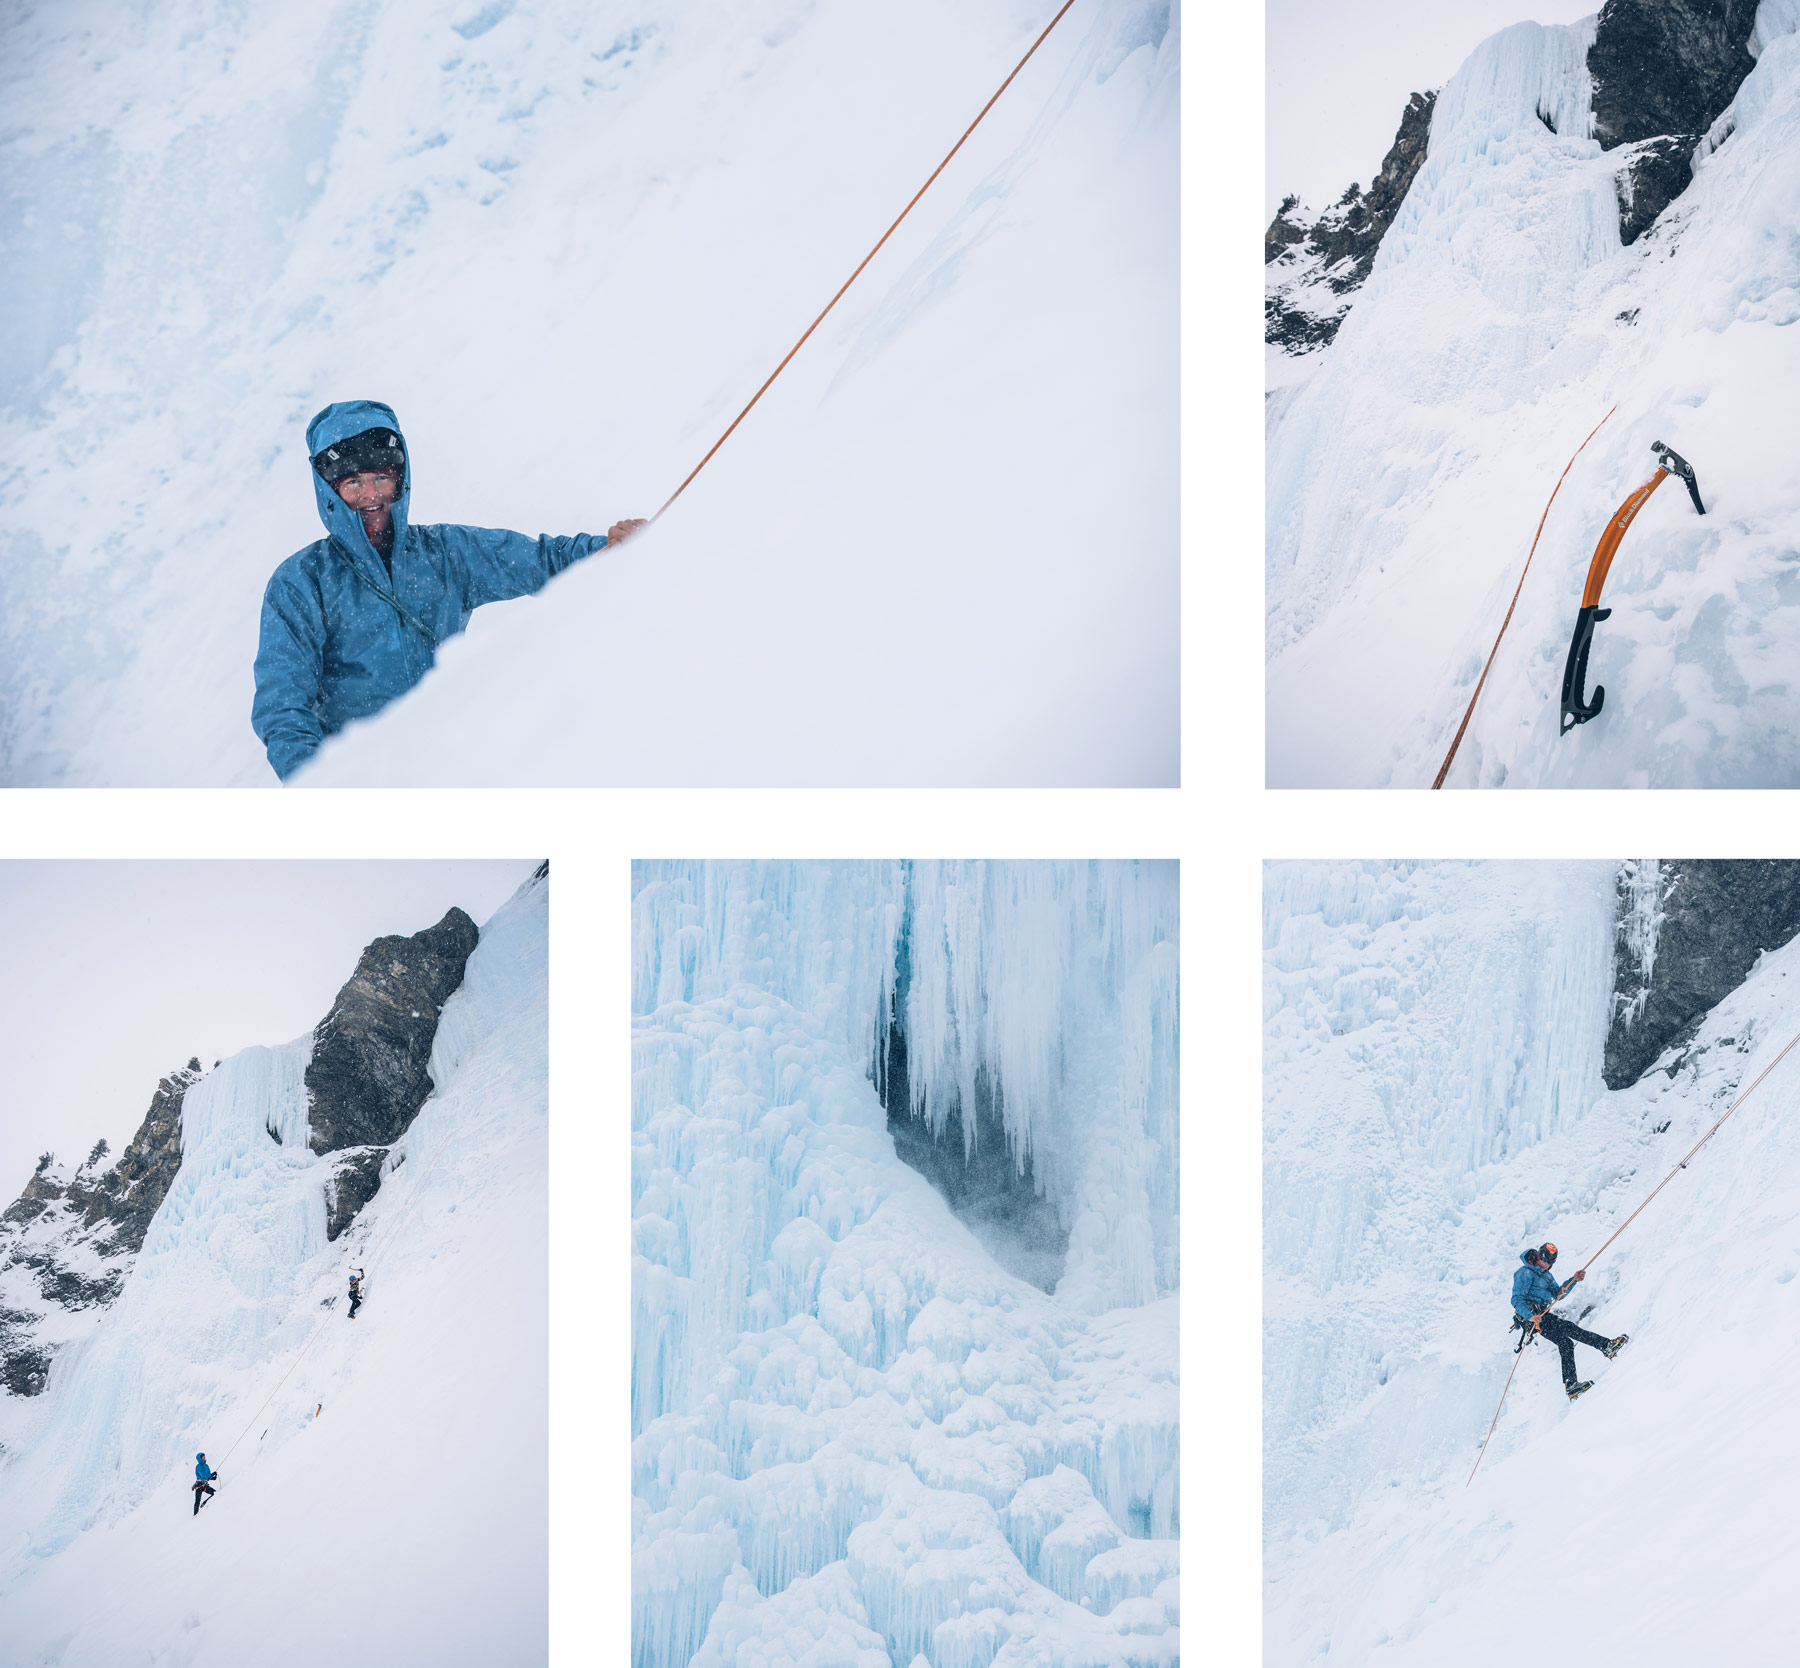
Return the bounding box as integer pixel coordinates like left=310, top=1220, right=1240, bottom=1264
left=0, top=0, right=1176, bottom=788
left=0, top=874, right=548, bottom=1668
left=1267, top=2, right=1800, bottom=787
left=1266, top=859, right=1800, bottom=1662
left=632, top=860, right=1178, bottom=1668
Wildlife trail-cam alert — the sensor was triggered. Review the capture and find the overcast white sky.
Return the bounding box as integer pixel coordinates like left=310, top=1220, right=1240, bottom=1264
left=1266, top=0, right=1601, bottom=221
left=0, top=860, right=538, bottom=1198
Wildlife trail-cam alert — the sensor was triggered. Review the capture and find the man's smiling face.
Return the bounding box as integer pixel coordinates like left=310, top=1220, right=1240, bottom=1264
left=334, top=468, right=402, bottom=542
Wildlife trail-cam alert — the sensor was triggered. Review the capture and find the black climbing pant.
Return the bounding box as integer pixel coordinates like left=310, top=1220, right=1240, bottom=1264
left=1536, top=1313, right=1612, bottom=1385
left=193, top=1482, right=214, bottom=1515
left=348, top=1291, right=362, bottom=1318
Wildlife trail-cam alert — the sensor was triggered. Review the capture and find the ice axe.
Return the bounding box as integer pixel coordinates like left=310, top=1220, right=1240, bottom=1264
left=1559, top=440, right=1706, bottom=734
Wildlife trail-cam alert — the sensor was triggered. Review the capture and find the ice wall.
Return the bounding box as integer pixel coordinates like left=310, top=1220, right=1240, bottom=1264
left=1263, top=860, right=1616, bottom=1533
left=1267, top=4, right=1800, bottom=787
left=1266, top=866, right=1800, bottom=1663
left=632, top=860, right=1179, bottom=1668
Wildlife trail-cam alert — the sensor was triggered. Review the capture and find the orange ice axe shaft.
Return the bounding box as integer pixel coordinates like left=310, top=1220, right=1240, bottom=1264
left=1559, top=442, right=1705, bottom=734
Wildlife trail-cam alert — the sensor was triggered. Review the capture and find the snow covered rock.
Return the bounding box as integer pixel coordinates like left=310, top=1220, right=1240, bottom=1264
left=1604, top=858, right=1800, bottom=1086
left=0, top=1060, right=198, bottom=1406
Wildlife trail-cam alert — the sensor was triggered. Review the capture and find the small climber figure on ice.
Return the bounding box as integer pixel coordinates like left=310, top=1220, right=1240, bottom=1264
left=192, top=1453, right=217, bottom=1514
left=252, top=399, right=647, bottom=780
left=1512, top=1242, right=1628, bottom=1401
left=347, top=1267, right=366, bottom=1319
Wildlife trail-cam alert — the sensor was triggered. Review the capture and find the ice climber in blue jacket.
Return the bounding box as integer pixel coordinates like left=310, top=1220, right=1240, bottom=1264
left=192, top=1453, right=217, bottom=1514
left=252, top=400, right=646, bottom=780
left=1511, top=1242, right=1628, bottom=1401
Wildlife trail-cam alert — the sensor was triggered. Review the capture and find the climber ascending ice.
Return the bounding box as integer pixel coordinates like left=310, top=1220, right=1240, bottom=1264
left=347, top=1267, right=366, bottom=1319
left=192, top=1453, right=217, bottom=1515
left=1511, top=1242, right=1628, bottom=1401
left=252, top=400, right=647, bottom=781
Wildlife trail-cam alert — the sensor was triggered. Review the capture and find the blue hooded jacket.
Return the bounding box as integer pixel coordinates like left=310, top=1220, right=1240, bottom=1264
left=1511, top=1251, right=1572, bottom=1321
left=252, top=400, right=610, bottom=779
left=195, top=1456, right=213, bottom=1482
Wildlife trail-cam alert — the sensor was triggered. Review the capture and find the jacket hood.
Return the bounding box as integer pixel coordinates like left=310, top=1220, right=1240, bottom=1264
left=305, top=399, right=411, bottom=582
left=1519, top=1250, right=1540, bottom=1267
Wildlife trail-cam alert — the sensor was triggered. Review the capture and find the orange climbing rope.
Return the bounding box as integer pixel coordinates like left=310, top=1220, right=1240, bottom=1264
left=1468, top=1021, right=1800, bottom=1485
left=1432, top=406, right=1616, bottom=789
left=650, top=0, right=1080, bottom=525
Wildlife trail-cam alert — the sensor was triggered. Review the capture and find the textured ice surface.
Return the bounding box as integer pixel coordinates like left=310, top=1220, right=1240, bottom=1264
left=0, top=874, right=548, bottom=1667
left=1267, top=4, right=1800, bottom=786
left=633, top=860, right=1178, bottom=1667
left=1265, top=858, right=1800, bottom=1662
left=0, top=0, right=1176, bottom=788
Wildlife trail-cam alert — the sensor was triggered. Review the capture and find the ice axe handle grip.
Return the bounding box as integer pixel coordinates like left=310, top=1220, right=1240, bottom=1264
left=1559, top=604, right=1611, bottom=734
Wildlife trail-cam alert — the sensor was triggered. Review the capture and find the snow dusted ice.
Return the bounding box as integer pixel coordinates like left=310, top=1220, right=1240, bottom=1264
left=0, top=874, right=548, bottom=1667
left=632, top=861, right=1178, bottom=1667
left=1266, top=861, right=1800, bottom=1662
left=1267, top=4, right=1800, bottom=786
left=0, top=0, right=1176, bottom=787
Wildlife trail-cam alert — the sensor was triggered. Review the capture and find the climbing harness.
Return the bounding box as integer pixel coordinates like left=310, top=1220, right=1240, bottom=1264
left=1468, top=1020, right=1800, bottom=1485
left=1432, top=407, right=1616, bottom=789
left=1559, top=442, right=1706, bottom=735
left=650, top=0, right=1080, bottom=525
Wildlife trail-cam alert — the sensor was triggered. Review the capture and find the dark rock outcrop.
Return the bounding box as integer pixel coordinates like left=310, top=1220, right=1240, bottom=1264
left=306, top=909, right=478, bottom=1155
left=324, top=1148, right=390, bottom=1242
left=1265, top=91, right=1436, bottom=354
left=1588, top=0, right=1760, bottom=243
left=1605, top=861, right=1800, bottom=1088
left=1, top=1059, right=203, bottom=1400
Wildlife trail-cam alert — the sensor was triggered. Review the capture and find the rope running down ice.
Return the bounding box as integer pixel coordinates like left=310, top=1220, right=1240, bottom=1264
left=1468, top=1020, right=1800, bottom=1485
left=650, top=0, right=1080, bottom=525
left=217, top=1121, right=459, bottom=1464
left=1431, top=406, right=1616, bottom=790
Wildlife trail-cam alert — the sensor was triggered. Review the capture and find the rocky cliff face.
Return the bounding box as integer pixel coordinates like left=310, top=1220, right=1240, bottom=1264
left=0, top=1060, right=202, bottom=1400
left=305, top=909, right=479, bottom=1154
left=1606, top=860, right=1800, bottom=1088
left=2, top=903, right=486, bottom=1404
left=1264, top=91, right=1436, bottom=356
left=1589, top=0, right=1759, bottom=243
left=1267, top=3, right=1763, bottom=359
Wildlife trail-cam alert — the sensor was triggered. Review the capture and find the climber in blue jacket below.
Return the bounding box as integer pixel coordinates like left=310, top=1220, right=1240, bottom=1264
left=252, top=399, right=646, bottom=780
left=192, top=1453, right=217, bottom=1515
left=1511, top=1241, right=1628, bottom=1401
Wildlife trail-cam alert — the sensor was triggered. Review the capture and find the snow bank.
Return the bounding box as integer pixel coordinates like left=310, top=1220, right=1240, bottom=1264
left=1266, top=858, right=1800, bottom=1662
left=633, top=860, right=1178, bottom=1667
left=0, top=0, right=1176, bottom=787
left=1267, top=4, right=1800, bottom=786
left=0, top=873, right=548, bottom=1667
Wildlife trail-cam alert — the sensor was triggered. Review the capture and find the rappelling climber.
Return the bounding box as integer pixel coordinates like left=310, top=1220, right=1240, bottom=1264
left=1511, top=1242, right=1628, bottom=1401
left=347, top=1267, right=365, bottom=1320
left=252, top=399, right=648, bottom=780
left=192, top=1453, right=217, bottom=1515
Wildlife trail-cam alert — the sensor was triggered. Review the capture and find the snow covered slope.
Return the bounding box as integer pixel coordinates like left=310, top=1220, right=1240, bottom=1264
left=1266, top=859, right=1800, bottom=1662
left=1266, top=4, right=1800, bottom=786
left=632, top=860, right=1178, bottom=1667
left=0, top=0, right=1177, bottom=787
left=0, top=874, right=547, bottom=1667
